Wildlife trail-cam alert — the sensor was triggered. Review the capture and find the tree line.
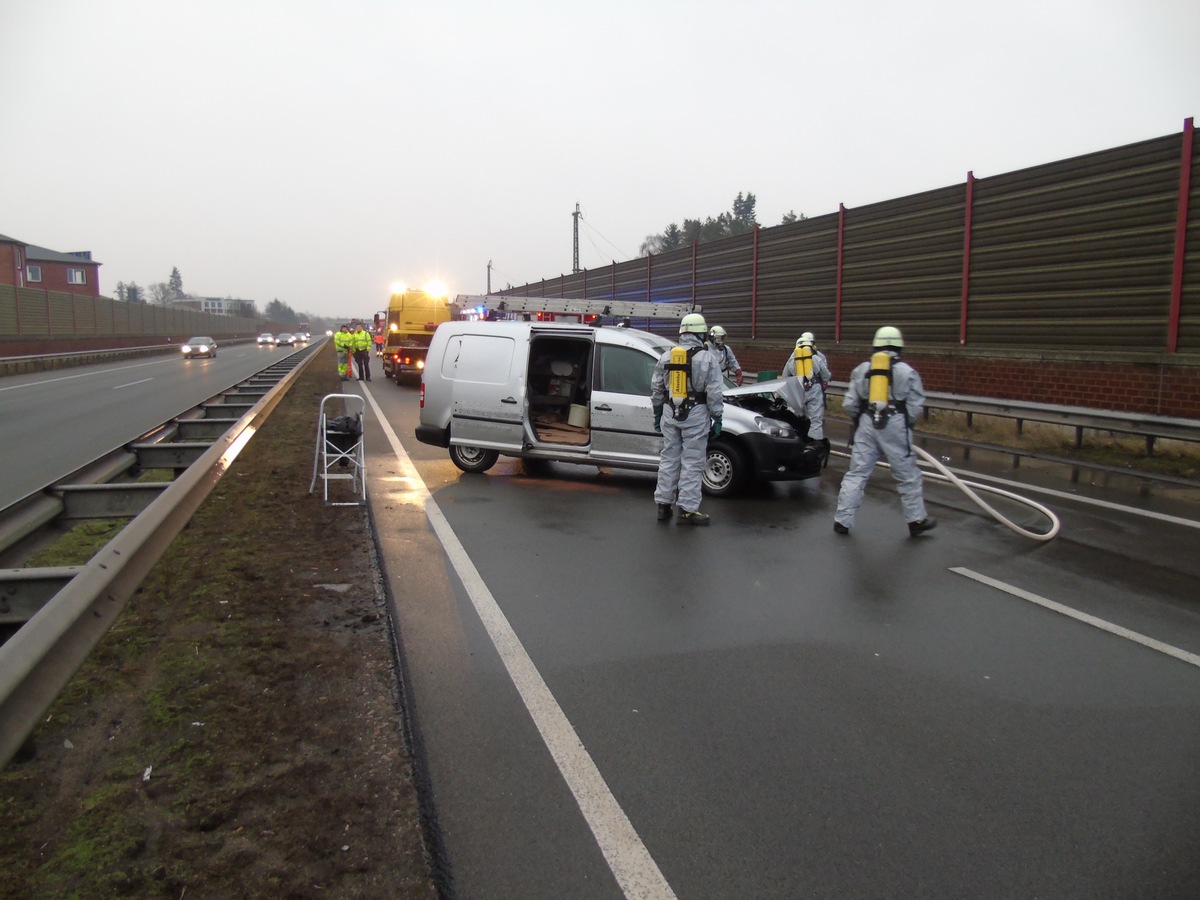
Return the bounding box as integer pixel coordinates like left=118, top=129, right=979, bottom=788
left=639, top=192, right=805, bottom=256
left=110, top=266, right=320, bottom=326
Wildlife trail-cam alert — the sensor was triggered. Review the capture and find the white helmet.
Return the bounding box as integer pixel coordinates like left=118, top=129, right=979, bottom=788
left=797, top=331, right=815, bottom=347
left=873, top=326, right=904, bottom=349
left=679, top=312, right=708, bottom=334
left=709, top=325, right=726, bottom=343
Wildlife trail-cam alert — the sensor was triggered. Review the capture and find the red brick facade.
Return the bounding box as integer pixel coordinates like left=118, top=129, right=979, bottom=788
left=0, top=235, right=101, bottom=298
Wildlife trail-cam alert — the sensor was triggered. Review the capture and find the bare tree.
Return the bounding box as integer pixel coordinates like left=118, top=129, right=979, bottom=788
left=149, top=282, right=172, bottom=306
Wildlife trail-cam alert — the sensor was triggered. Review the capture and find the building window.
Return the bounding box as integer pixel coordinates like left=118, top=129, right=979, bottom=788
left=67, top=268, right=86, bottom=285
left=26, top=265, right=42, bottom=283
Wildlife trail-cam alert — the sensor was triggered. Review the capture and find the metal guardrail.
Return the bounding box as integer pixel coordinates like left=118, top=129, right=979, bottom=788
left=0, top=344, right=322, bottom=766
left=821, top=380, right=1200, bottom=455
left=0, top=338, right=272, bottom=377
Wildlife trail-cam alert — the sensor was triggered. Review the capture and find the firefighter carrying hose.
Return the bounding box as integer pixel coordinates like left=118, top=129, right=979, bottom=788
left=651, top=313, right=725, bottom=525
left=833, top=326, right=937, bottom=537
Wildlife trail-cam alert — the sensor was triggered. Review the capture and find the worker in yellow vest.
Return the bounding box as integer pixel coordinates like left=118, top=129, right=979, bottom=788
left=334, top=324, right=352, bottom=381
left=351, top=322, right=373, bottom=381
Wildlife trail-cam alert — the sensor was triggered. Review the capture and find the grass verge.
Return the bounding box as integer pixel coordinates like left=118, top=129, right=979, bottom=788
left=0, top=344, right=437, bottom=899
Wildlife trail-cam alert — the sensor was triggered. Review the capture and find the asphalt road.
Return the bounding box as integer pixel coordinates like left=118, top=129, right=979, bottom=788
left=357, top=376, right=1200, bottom=900
left=0, top=342, right=314, bottom=508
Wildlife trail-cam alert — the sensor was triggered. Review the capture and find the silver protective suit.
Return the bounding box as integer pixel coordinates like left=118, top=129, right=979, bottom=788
left=834, top=351, right=928, bottom=527
left=651, top=333, right=725, bottom=513
left=780, top=349, right=831, bottom=440
left=710, top=341, right=741, bottom=380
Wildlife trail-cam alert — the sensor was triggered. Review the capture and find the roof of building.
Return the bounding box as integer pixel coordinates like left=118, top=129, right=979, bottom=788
left=0, top=233, right=100, bottom=265
left=24, top=245, right=99, bottom=265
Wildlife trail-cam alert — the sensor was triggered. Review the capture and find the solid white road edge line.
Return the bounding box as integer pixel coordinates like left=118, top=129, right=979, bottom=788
left=113, top=378, right=154, bottom=389
left=360, top=384, right=678, bottom=900
left=950, top=567, right=1200, bottom=669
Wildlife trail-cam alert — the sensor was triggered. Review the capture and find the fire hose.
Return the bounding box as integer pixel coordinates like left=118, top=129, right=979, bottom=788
left=832, top=444, right=1062, bottom=542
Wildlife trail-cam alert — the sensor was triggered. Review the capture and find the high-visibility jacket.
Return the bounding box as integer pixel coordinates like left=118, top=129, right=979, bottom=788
left=334, top=330, right=352, bottom=351
left=352, top=329, right=372, bottom=352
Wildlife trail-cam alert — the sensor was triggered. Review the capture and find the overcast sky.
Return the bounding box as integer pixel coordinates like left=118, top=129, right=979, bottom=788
left=2, top=0, right=1197, bottom=320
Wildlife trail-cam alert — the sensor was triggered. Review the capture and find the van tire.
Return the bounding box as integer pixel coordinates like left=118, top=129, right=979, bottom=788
left=703, top=440, right=747, bottom=496
left=450, top=445, right=499, bottom=474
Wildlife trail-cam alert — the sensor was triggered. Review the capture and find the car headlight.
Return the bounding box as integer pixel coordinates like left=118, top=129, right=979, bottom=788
left=753, top=416, right=795, bottom=439
left=181, top=345, right=191, bottom=352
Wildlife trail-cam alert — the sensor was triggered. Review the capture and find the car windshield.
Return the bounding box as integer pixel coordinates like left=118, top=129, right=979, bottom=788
left=187, top=337, right=213, bottom=344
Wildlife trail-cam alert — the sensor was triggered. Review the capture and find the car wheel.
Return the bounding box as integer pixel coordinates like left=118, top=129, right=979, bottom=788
left=703, top=439, right=748, bottom=496
left=450, top=445, right=499, bottom=474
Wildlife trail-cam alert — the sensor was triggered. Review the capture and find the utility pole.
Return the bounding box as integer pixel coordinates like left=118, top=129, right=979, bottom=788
left=487, top=260, right=492, bottom=294
left=572, top=203, right=581, bottom=274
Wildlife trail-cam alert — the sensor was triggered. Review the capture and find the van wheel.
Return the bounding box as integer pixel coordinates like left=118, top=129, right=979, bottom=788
left=703, top=440, right=747, bottom=496
left=450, top=445, right=499, bottom=474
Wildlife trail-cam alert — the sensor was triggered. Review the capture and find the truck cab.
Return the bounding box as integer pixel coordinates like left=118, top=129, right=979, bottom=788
left=381, top=289, right=453, bottom=384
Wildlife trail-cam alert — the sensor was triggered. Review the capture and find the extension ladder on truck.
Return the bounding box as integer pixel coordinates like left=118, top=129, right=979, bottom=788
left=309, top=394, right=366, bottom=506
left=455, top=295, right=700, bottom=320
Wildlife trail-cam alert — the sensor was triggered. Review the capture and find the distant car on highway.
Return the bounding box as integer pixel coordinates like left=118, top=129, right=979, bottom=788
left=181, top=337, right=217, bottom=359
left=276, top=333, right=296, bottom=347
left=257, top=333, right=276, bottom=346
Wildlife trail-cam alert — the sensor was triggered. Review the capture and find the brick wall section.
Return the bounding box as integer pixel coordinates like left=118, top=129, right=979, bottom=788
left=738, top=343, right=1200, bottom=419
left=0, top=244, right=18, bottom=286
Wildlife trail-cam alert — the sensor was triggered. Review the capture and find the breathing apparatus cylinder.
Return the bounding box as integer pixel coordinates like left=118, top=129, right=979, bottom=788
left=868, top=351, right=892, bottom=426
left=669, top=346, right=689, bottom=400
left=794, top=345, right=814, bottom=380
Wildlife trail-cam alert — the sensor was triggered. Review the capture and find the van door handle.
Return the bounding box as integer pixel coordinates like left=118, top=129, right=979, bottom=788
left=593, top=404, right=612, bottom=411
left=501, top=396, right=518, bottom=404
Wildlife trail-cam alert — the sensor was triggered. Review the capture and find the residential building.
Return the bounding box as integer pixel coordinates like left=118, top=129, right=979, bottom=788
left=0, top=232, right=101, bottom=298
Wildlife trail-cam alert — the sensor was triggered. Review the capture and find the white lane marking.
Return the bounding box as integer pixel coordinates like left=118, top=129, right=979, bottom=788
left=359, top=384, right=677, bottom=900
left=113, top=378, right=154, bottom=389
left=0, top=357, right=171, bottom=393
left=951, top=567, right=1200, bottom=669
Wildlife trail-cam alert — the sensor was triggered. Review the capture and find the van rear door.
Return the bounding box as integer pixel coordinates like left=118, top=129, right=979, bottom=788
left=445, top=331, right=524, bottom=451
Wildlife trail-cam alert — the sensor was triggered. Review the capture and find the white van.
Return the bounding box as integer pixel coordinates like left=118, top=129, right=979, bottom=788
left=415, top=321, right=826, bottom=496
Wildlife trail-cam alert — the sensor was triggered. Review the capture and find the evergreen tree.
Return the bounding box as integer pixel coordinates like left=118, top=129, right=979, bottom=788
left=642, top=193, right=760, bottom=255
left=168, top=267, right=184, bottom=298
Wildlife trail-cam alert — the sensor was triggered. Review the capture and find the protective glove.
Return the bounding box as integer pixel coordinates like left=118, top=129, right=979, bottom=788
left=735, top=370, right=744, bottom=386
left=652, top=404, right=663, bottom=433
left=710, top=415, right=722, bottom=438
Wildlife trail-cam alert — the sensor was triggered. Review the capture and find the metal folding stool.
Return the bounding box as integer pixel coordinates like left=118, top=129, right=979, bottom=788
left=309, top=394, right=366, bottom=505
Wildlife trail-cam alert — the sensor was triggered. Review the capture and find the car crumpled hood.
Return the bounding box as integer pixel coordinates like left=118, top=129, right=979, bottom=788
left=723, top=377, right=788, bottom=398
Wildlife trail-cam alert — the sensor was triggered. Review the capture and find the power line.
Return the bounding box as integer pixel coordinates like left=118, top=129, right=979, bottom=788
left=577, top=210, right=631, bottom=263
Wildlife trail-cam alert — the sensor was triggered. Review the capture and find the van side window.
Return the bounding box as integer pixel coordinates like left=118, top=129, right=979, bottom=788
left=598, top=345, right=656, bottom=395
